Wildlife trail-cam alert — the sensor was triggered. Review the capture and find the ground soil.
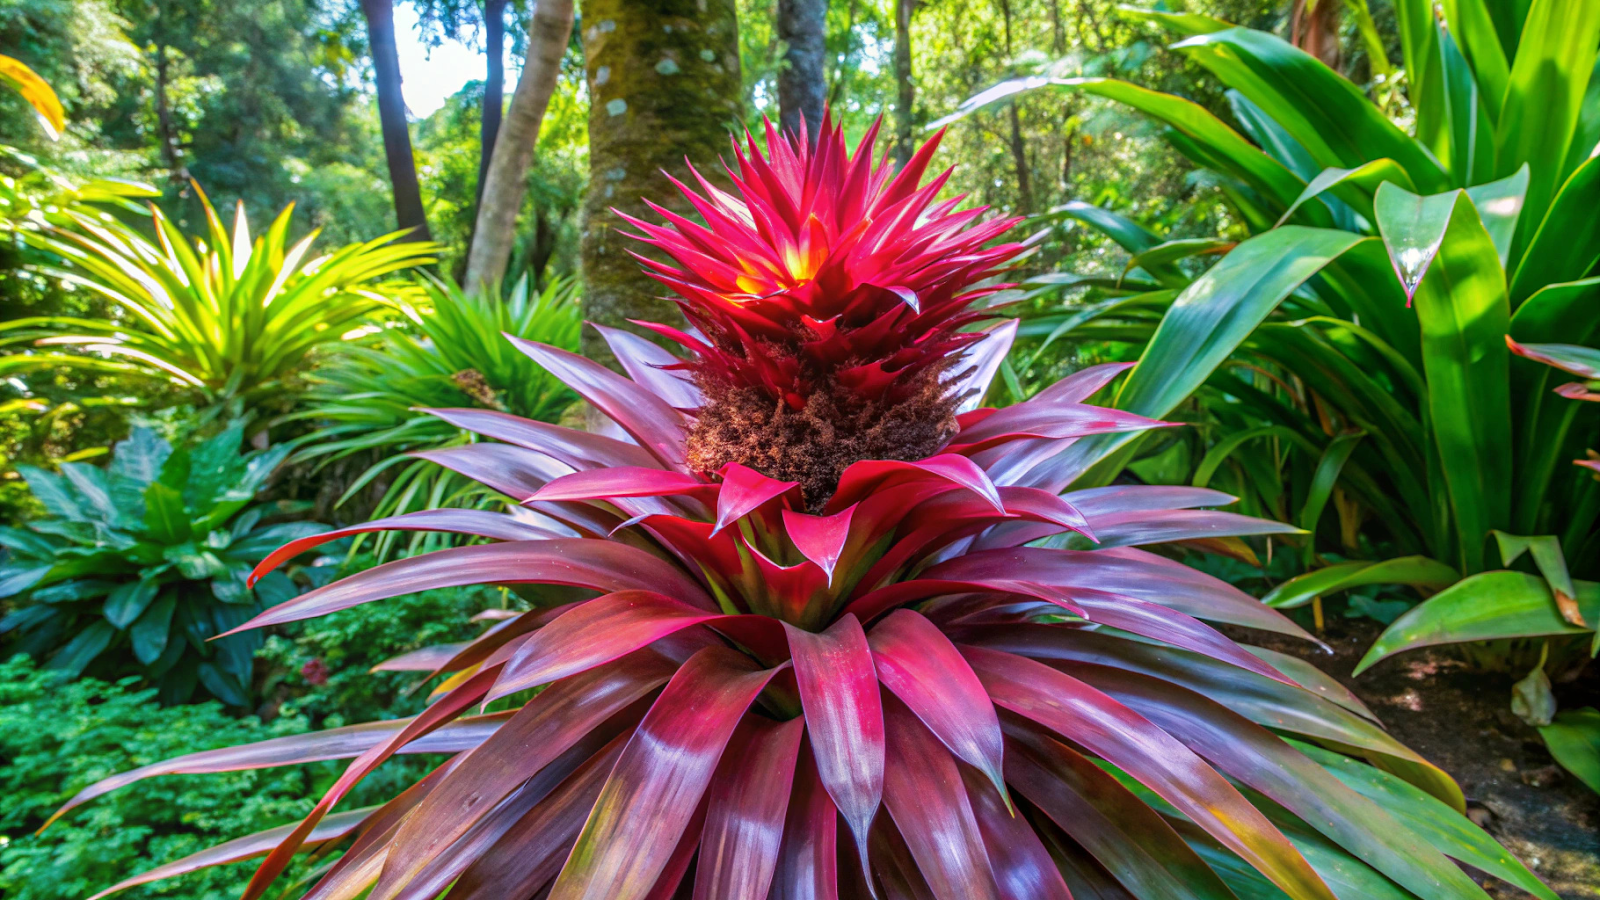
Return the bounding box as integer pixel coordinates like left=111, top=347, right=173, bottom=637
left=1242, top=617, right=1600, bottom=899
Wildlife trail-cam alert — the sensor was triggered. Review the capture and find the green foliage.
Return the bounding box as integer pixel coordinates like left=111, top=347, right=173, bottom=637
left=289, top=275, right=580, bottom=556
left=0, top=576, right=505, bottom=900
left=3, top=186, right=437, bottom=415
left=0, top=656, right=320, bottom=900
left=953, top=0, right=1600, bottom=785
left=965, top=2, right=1600, bottom=579
left=0, top=423, right=331, bottom=705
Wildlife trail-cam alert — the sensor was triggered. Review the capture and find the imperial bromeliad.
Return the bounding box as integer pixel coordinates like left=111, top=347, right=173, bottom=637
left=58, top=117, right=1552, bottom=900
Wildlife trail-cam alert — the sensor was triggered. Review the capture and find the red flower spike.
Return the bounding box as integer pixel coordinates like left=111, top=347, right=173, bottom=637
left=66, top=119, right=1526, bottom=900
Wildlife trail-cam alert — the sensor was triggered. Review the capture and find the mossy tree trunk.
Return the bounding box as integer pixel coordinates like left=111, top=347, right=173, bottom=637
left=577, top=0, right=742, bottom=367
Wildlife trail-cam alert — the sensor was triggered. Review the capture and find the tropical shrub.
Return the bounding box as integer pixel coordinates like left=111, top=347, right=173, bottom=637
left=0, top=422, right=329, bottom=705
left=0, top=186, right=437, bottom=416
left=59, top=119, right=1553, bottom=900
left=1, top=576, right=501, bottom=900
left=287, top=274, right=580, bottom=556
left=947, top=6, right=1600, bottom=678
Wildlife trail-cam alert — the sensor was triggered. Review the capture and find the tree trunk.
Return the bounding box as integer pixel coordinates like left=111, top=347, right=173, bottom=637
left=997, top=0, right=1032, bottom=213
left=361, top=0, right=432, bottom=242
left=892, top=0, right=916, bottom=167
left=577, top=0, right=742, bottom=368
left=1291, top=0, right=1342, bottom=70
left=776, top=0, right=826, bottom=140
left=463, top=0, right=575, bottom=292
left=153, top=42, right=189, bottom=183
left=477, top=0, right=507, bottom=207
left=1007, top=103, right=1033, bottom=213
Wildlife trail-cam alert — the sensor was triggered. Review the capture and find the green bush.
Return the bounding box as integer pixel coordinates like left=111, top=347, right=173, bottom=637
left=0, top=423, right=331, bottom=705
left=0, top=580, right=507, bottom=900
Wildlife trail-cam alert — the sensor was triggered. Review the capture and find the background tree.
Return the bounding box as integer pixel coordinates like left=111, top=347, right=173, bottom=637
left=775, top=0, right=825, bottom=139
left=361, top=0, right=432, bottom=241
left=576, top=0, right=742, bottom=366
left=463, top=0, right=575, bottom=291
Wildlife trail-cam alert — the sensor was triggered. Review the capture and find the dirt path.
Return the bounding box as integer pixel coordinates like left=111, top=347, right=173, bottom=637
left=1245, top=619, right=1600, bottom=899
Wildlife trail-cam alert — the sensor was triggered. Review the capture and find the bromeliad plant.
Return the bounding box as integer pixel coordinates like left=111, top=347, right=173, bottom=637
left=0, top=186, right=437, bottom=415
left=0, top=423, right=327, bottom=705
left=55, top=120, right=1553, bottom=900
left=287, top=274, right=580, bottom=558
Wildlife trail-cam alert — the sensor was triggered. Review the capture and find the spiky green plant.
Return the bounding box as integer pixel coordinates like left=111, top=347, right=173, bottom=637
left=287, top=274, right=580, bottom=558
left=1, top=186, right=437, bottom=411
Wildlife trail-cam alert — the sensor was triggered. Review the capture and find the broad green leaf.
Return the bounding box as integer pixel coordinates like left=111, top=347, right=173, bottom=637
left=1274, top=161, right=1415, bottom=228
left=1121, top=238, right=1235, bottom=285
left=1228, top=90, right=1320, bottom=182
left=1494, top=0, right=1600, bottom=255
left=1299, top=431, right=1365, bottom=563
left=1375, top=184, right=1512, bottom=573
left=1116, top=6, right=1233, bottom=36
left=130, top=593, right=176, bottom=664
left=164, top=544, right=228, bottom=580
left=1492, top=531, right=1580, bottom=627
left=1063, top=227, right=1363, bottom=487
left=103, top=578, right=160, bottom=629
left=1172, top=28, right=1448, bottom=192
left=1511, top=154, right=1600, bottom=305
left=47, top=620, right=115, bottom=677
left=936, top=76, right=1310, bottom=214
left=0, top=563, right=53, bottom=598
left=1561, top=55, right=1600, bottom=178
left=1438, top=0, right=1510, bottom=121
left=1507, top=341, right=1600, bottom=380
left=1263, top=557, right=1460, bottom=610
left=143, top=481, right=191, bottom=544
left=1293, top=741, right=1561, bottom=900
left=109, top=426, right=172, bottom=487
left=1538, top=708, right=1600, bottom=793
left=0, top=53, right=64, bottom=139
left=58, top=462, right=119, bottom=525
left=1462, top=165, right=1528, bottom=268
left=18, top=465, right=89, bottom=522
left=1356, top=571, right=1599, bottom=674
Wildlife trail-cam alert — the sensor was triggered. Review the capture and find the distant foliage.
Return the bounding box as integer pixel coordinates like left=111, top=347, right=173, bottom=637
left=0, top=423, right=330, bottom=705
left=0, top=580, right=504, bottom=900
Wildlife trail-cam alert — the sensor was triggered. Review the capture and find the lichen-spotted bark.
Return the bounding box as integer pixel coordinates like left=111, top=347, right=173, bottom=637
left=578, top=0, right=742, bottom=368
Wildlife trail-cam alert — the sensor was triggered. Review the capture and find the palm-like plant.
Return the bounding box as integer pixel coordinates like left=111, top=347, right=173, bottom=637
left=53, top=120, right=1551, bottom=900
left=288, top=275, right=580, bottom=557
left=942, top=5, right=1600, bottom=650
left=2, top=186, right=437, bottom=411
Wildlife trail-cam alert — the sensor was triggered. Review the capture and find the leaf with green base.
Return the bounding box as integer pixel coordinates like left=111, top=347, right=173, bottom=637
left=1298, top=431, right=1365, bottom=565
left=1060, top=226, right=1364, bottom=488
left=1275, top=161, right=1416, bottom=228
left=1492, top=530, right=1581, bottom=626
left=1292, top=739, right=1561, bottom=900
left=1375, top=182, right=1512, bottom=574
left=1356, top=571, right=1600, bottom=675
left=1263, top=557, right=1460, bottom=610
left=1538, top=708, right=1600, bottom=793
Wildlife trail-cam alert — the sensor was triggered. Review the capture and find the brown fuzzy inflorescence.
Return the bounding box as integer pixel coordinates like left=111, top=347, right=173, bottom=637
left=687, top=366, right=959, bottom=510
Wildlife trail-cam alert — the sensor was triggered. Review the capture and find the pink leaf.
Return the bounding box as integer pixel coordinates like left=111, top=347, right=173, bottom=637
left=692, top=717, right=805, bottom=900
left=783, top=615, right=885, bottom=875
left=548, top=647, right=780, bottom=900
left=714, top=463, right=799, bottom=534
left=782, top=504, right=857, bottom=585
left=880, top=696, right=1002, bottom=900
left=869, top=610, right=1007, bottom=801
